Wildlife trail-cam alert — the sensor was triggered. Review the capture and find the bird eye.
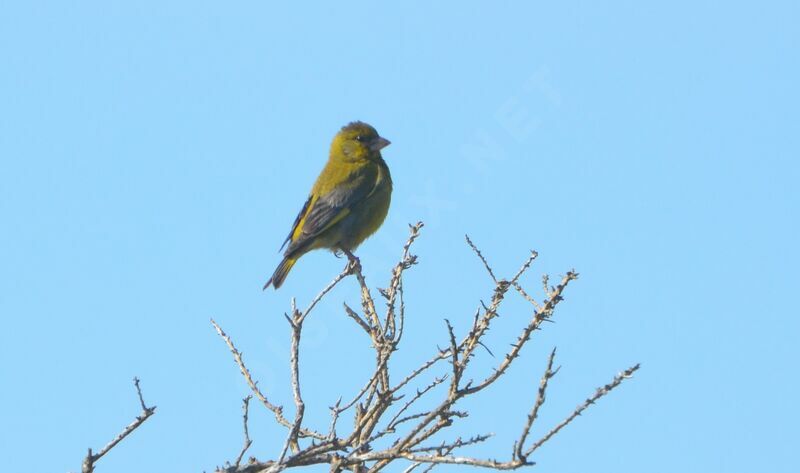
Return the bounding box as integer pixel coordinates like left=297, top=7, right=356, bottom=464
left=355, top=135, right=364, bottom=142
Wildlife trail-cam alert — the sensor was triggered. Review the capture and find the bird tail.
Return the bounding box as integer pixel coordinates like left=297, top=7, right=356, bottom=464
left=263, top=256, right=297, bottom=290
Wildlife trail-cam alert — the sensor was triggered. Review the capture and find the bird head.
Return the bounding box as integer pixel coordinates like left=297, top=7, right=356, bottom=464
left=331, top=121, right=391, bottom=162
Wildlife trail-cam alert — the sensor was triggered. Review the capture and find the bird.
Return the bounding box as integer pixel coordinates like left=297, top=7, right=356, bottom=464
left=263, top=121, right=392, bottom=290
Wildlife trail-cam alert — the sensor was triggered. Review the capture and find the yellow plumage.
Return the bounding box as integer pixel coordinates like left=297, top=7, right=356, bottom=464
left=264, top=121, right=392, bottom=290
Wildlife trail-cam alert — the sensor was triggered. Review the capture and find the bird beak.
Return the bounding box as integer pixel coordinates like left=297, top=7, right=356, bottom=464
left=370, top=136, right=391, bottom=152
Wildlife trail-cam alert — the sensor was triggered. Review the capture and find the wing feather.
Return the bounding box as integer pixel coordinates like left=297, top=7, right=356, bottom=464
left=279, top=195, right=314, bottom=252
left=285, top=166, right=377, bottom=255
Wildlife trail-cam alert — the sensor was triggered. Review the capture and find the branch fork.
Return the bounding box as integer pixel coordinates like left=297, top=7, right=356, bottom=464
left=211, top=224, right=639, bottom=472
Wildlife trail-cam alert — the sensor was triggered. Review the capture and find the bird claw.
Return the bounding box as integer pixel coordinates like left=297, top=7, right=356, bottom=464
left=342, top=248, right=359, bottom=263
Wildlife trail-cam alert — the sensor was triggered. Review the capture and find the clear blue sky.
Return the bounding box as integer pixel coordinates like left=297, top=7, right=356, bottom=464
left=1, top=1, right=798, bottom=472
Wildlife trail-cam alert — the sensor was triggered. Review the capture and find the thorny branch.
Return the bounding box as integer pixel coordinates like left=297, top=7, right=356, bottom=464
left=515, top=348, right=558, bottom=461
left=211, top=318, right=326, bottom=442
left=234, top=396, right=254, bottom=468
left=209, top=223, right=639, bottom=472
left=81, top=377, right=156, bottom=473
left=523, top=363, right=641, bottom=457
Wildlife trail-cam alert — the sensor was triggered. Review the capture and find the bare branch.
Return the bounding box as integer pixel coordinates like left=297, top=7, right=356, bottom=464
left=387, top=376, right=447, bottom=432
left=391, top=350, right=449, bottom=394
left=366, top=375, right=448, bottom=445
left=343, top=249, right=380, bottom=329
left=207, top=224, right=639, bottom=473
left=234, top=396, right=254, bottom=468
left=276, top=312, right=306, bottom=466
left=336, top=352, right=390, bottom=415
left=302, top=262, right=354, bottom=318
left=403, top=463, right=423, bottom=473
left=211, top=318, right=325, bottom=441
left=515, top=348, right=558, bottom=460
left=327, top=398, right=342, bottom=440
left=343, top=302, right=372, bottom=335
left=510, top=250, right=538, bottom=285
left=524, top=363, right=641, bottom=457
left=465, top=234, right=497, bottom=283
left=444, top=319, right=460, bottom=393
left=81, top=378, right=156, bottom=473
left=462, top=271, right=578, bottom=396
left=512, top=282, right=541, bottom=311
left=384, top=222, right=424, bottom=338
left=356, top=451, right=532, bottom=470
left=409, top=433, right=493, bottom=453
left=395, top=279, right=407, bottom=344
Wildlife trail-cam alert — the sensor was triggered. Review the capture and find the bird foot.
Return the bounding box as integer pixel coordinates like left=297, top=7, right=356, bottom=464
left=338, top=248, right=362, bottom=274
left=341, top=248, right=359, bottom=263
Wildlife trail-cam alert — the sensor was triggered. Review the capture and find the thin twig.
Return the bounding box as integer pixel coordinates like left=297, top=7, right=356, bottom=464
left=328, top=398, right=342, bottom=440
left=356, top=451, right=531, bottom=470
left=343, top=249, right=380, bottom=329
left=391, top=351, right=450, bottom=394
left=395, top=278, right=407, bottom=345
left=276, top=313, right=306, bottom=466
left=336, top=354, right=390, bottom=414
left=515, top=348, right=558, bottom=460
left=524, top=363, right=641, bottom=456
left=387, top=376, right=447, bottom=432
left=465, top=235, right=497, bottom=283
left=234, top=395, right=254, bottom=468
left=409, top=433, right=493, bottom=453
left=512, top=282, right=541, bottom=311
left=302, top=263, right=355, bottom=318
left=81, top=378, right=156, bottom=473
left=211, top=318, right=325, bottom=441
left=385, top=222, right=424, bottom=338
left=444, top=319, right=460, bottom=394
left=462, top=271, right=577, bottom=396
left=510, top=250, right=538, bottom=286
left=343, top=302, right=372, bottom=335
left=403, top=463, right=423, bottom=473
left=366, top=376, right=447, bottom=445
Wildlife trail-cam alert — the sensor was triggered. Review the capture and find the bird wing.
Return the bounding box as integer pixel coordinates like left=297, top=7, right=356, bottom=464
left=278, top=195, right=312, bottom=252
left=283, top=167, right=377, bottom=256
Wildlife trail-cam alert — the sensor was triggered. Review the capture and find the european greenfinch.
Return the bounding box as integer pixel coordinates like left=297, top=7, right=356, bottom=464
left=263, top=121, right=392, bottom=290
